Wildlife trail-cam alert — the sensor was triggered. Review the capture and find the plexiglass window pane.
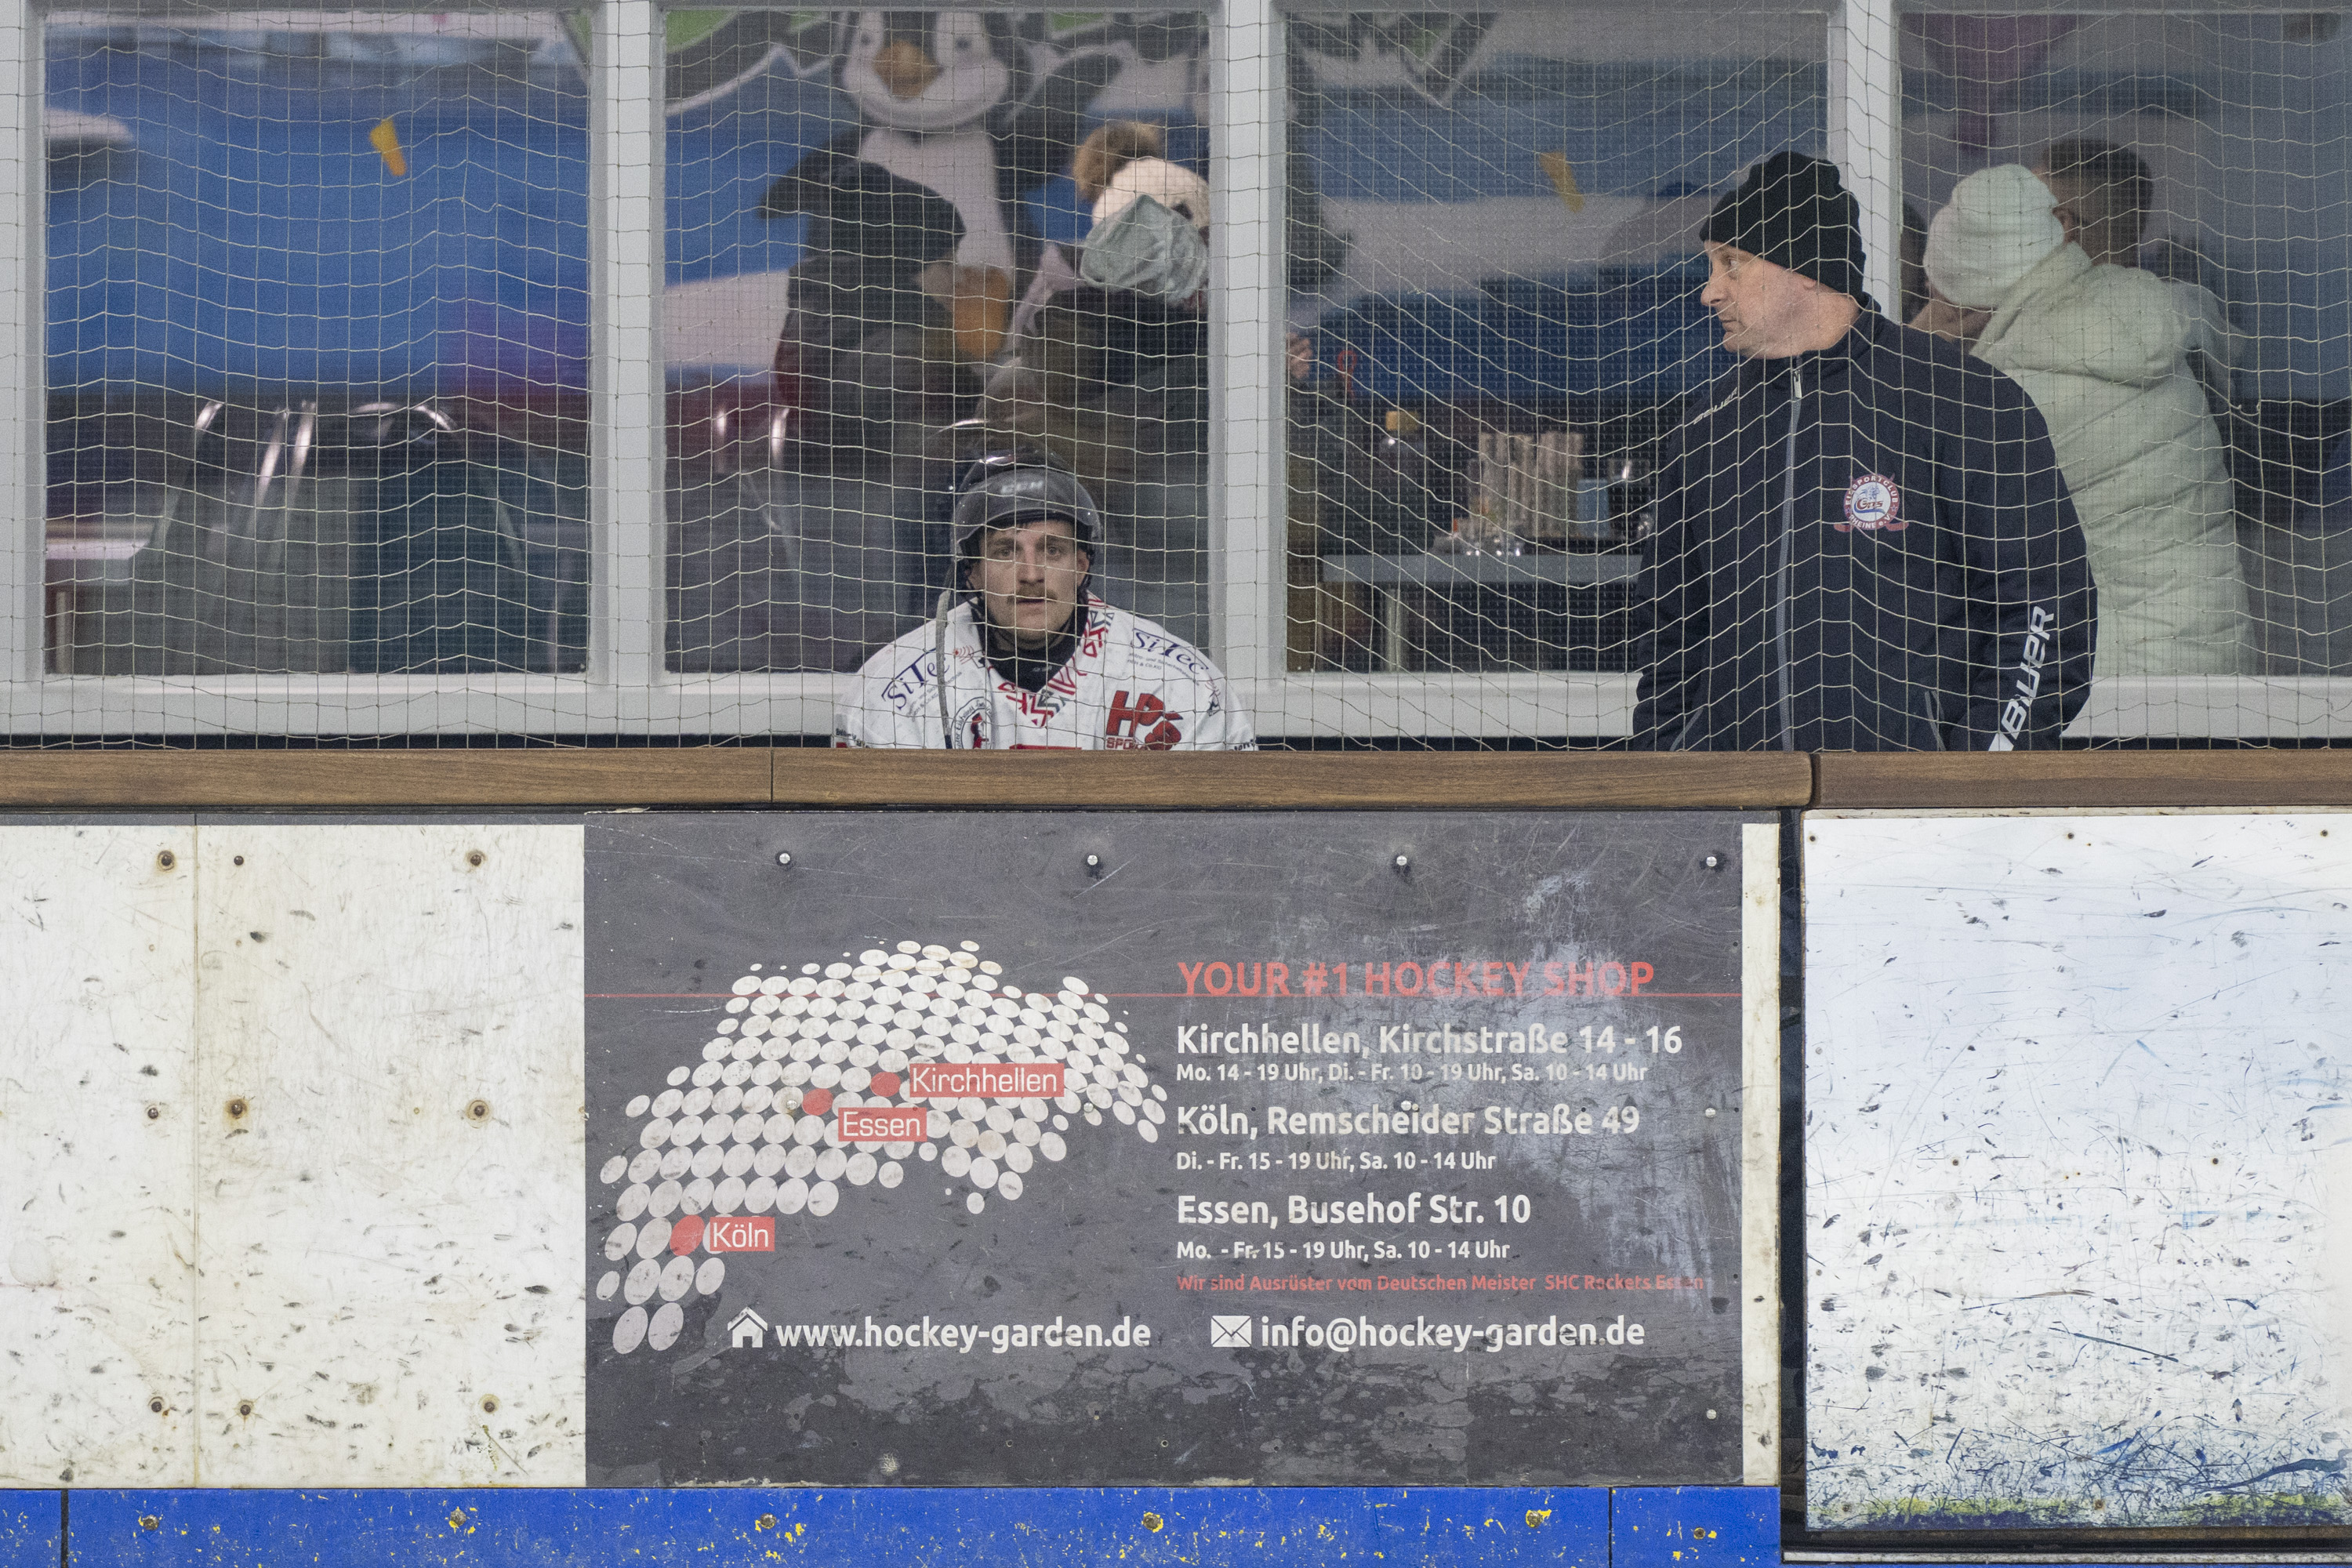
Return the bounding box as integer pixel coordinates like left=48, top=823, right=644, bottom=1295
left=44, top=9, right=591, bottom=678
left=1900, top=13, right=2352, bottom=684
left=663, top=9, right=1214, bottom=674
left=1283, top=12, right=1825, bottom=694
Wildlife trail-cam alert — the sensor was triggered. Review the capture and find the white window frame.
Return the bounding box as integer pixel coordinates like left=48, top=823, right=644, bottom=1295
left=1, top=0, right=2347, bottom=739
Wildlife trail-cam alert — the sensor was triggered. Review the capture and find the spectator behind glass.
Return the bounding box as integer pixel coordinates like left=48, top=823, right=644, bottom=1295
left=1003, top=121, right=1161, bottom=347
left=2036, top=137, right=2151, bottom=267
left=1899, top=202, right=1930, bottom=325
left=981, top=121, right=1209, bottom=496
left=1919, top=164, right=2245, bottom=676
left=2038, top=137, right=2237, bottom=327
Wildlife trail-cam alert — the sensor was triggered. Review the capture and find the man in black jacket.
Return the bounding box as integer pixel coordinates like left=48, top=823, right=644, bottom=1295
left=1633, top=152, right=2098, bottom=750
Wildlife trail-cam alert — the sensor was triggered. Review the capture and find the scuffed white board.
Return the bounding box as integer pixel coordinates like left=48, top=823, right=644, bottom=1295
left=193, top=825, right=586, bottom=1486
left=0, top=825, right=198, bottom=1486
left=1740, top=819, right=1781, bottom=1485
left=1805, top=812, right=2352, bottom=1530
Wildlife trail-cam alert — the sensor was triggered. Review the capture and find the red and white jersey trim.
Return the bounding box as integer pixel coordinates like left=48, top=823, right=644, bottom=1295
left=834, top=597, right=1257, bottom=752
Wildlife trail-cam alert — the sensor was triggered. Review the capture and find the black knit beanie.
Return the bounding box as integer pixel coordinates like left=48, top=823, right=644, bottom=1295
left=1703, top=151, right=1866, bottom=300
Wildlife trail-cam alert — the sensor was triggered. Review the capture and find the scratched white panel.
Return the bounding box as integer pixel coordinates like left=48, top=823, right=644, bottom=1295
left=1740, top=819, right=1782, bottom=1486
left=0, top=825, right=198, bottom=1486
left=193, top=825, right=585, bottom=1486
left=1805, top=812, right=2352, bottom=1530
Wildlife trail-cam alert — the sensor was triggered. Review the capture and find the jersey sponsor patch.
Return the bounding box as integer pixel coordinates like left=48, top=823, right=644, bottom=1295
left=1130, top=629, right=1210, bottom=679
left=878, top=648, right=936, bottom=713
left=1104, top=690, right=1184, bottom=750
left=1838, top=474, right=1904, bottom=532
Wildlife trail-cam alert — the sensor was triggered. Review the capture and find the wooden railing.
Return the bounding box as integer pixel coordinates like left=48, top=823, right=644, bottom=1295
left=2, top=748, right=2347, bottom=808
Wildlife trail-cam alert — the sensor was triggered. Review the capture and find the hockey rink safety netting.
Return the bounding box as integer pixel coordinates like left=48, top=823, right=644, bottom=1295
left=20, top=3, right=2352, bottom=742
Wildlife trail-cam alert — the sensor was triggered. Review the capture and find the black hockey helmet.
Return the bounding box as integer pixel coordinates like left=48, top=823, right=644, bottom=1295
left=949, top=448, right=1102, bottom=570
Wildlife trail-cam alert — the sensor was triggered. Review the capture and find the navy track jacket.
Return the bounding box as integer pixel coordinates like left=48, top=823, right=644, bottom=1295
left=1632, top=309, right=2098, bottom=750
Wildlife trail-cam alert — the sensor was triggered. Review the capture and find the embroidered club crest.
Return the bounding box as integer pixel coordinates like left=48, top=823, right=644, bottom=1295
left=1840, top=474, right=1904, bottom=532
left=952, top=695, right=993, bottom=750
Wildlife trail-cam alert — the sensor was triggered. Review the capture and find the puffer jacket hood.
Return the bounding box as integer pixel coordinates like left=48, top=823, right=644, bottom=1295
left=1981, top=245, right=2212, bottom=388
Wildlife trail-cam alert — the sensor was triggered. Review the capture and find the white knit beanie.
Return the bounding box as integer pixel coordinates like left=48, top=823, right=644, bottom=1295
left=1923, top=164, right=2066, bottom=309
left=1091, top=158, right=1211, bottom=235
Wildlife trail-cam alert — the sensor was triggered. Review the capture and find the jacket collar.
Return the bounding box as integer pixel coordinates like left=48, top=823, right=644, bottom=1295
left=1736, top=300, right=1889, bottom=394
left=1975, top=243, right=2092, bottom=351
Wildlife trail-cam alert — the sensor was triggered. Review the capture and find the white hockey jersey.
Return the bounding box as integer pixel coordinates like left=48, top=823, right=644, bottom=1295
left=835, top=597, right=1256, bottom=751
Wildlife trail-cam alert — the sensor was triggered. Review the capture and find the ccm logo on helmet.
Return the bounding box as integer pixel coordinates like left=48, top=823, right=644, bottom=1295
left=1105, top=691, right=1183, bottom=749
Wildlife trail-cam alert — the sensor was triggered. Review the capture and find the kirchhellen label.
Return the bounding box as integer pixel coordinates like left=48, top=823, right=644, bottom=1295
left=909, top=1061, right=1065, bottom=1098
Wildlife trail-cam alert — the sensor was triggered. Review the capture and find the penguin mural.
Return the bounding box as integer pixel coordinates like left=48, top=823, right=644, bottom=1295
left=793, top=11, right=1186, bottom=293
left=752, top=12, right=1195, bottom=441
left=831, top=11, right=1033, bottom=278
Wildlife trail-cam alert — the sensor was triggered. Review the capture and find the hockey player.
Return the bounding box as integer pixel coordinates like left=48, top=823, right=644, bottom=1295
left=835, top=451, right=1255, bottom=750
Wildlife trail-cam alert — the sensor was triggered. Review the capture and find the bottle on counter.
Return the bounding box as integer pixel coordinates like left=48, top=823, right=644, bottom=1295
left=1373, top=408, right=1444, bottom=553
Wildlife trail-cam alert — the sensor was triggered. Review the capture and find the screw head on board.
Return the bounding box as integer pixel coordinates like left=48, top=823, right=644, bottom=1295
left=1702, top=853, right=1722, bottom=869
left=1392, top=855, right=1410, bottom=873
left=775, top=851, right=793, bottom=868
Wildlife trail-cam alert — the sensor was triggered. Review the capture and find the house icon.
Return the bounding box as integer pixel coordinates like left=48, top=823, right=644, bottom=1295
left=728, top=1308, right=769, bottom=1348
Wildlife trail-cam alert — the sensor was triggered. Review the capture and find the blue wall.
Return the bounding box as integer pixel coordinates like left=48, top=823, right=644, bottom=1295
left=0, top=1486, right=1706, bottom=1568
left=63, top=30, right=2339, bottom=405
left=0, top=1484, right=2224, bottom=1568
left=42, top=31, right=1803, bottom=405
left=45, top=32, right=590, bottom=398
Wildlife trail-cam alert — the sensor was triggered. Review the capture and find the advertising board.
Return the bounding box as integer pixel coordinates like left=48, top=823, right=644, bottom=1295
left=585, top=811, right=1765, bottom=1486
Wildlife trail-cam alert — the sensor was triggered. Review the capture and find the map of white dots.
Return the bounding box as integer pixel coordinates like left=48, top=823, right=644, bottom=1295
left=593, top=938, right=1167, bottom=1355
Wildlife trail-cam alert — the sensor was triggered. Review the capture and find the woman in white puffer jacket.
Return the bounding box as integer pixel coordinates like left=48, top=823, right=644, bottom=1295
left=1917, top=164, right=2245, bottom=676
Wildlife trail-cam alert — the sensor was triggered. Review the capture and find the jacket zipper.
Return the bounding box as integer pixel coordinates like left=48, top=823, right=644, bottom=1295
left=1773, top=367, right=1804, bottom=751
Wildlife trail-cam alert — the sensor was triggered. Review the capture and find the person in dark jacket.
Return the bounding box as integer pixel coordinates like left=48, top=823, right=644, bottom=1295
left=1633, top=152, right=2098, bottom=750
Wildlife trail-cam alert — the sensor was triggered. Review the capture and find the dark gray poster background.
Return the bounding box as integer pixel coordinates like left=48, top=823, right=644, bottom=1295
left=586, top=811, right=1753, bottom=1486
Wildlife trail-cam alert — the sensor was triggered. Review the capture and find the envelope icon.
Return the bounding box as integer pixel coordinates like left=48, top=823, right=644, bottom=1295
left=1209, top=1314, right=1253, bottom=1348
